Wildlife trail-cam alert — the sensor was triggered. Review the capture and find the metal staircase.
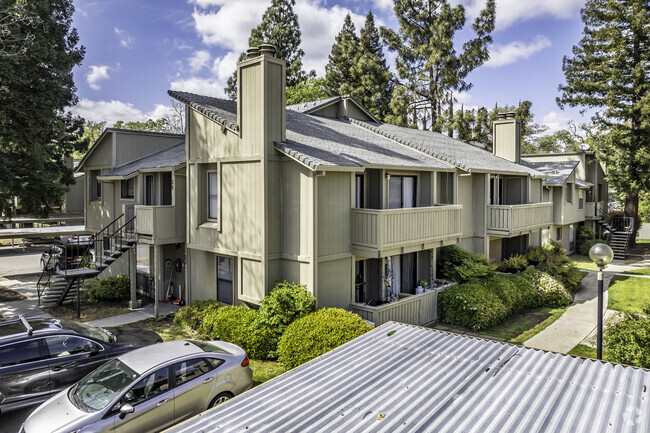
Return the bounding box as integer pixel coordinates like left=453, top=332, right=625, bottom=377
left=595, top=206, right=634, bottom=260
left=36, top=214, right=136, bottom=307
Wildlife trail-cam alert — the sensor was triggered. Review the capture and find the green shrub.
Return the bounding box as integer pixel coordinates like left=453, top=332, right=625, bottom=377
left=537, top=251, right=584, bottom=294
left=199, top=306, right=276, bottom=360
left=497, top=254, right=529, bottom=273
left=174, top=299, right=221, bottom=330
left=563, top=266, right=587, bottom=293
left=277, top=308, right=372, bottom=369
left=439, top=245, right=496, bottom=283
left=521, top=269, right=572, bottom=307
left=481, top=274, right=539, bottom=314
left=605, top=305, right=650, bottom=368
left=577, top=226, right=595, bottom=251
left=89, top=275, right=130, bottom=302
left=438, top=283, right=509, bottom=331
left=525, top=247, right=550, bottom=265
left=578, top=238, right=601, bottom=256
left=255, top=280, right=316, bottom=338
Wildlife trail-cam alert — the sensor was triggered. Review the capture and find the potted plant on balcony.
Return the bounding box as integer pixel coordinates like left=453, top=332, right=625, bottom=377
left=416, top=279, right=429, bottom=294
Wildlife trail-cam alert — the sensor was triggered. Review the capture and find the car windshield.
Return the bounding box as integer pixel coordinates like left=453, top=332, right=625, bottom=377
left=71, top=359, right=138, bottom=412
left=56, top=319, right=111, bottom=343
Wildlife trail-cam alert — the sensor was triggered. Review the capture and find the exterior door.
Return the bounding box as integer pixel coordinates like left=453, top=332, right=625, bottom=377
left=114, top=367, right=174, bottom=433
left=216, top=256, right=233, bottom=305
left=144, top=175, right=155, bottom=206
left=389, top=176, right=416, bottom=209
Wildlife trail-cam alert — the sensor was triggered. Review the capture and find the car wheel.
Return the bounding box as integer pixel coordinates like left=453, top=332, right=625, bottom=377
left=40, top=258, right=46, bottom=271
left=209, top=392, right=233, bottom=408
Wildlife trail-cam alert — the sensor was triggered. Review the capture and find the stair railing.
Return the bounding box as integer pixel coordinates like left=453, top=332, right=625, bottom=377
left=36, top=254, right=56, bottom=306
left=77, top=213, right=125, bottom=274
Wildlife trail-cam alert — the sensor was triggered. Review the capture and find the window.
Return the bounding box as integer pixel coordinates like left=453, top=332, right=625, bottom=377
left=355, top=174, right=364, bottom=208
left=355, top=261, right=366, bottom=303
left=121, top=178, right=135, bottom=199
left=162, top=172, right=172, bottom=205
left=566, top=183, right=573, bottom=204
left=0, top=340, right=44, bottom=367
left=217, top=256, right=233, bottom=304
left=46, top=336, right=100, bottom=357
left=144, top=175, right=155, bottom=205
left=90, top=170, right=101, bottom=201
left=174, top=358, right=213, bottom=386
left=208, top=172, right=219, bottom=220
left=437, top=172, right=454, bottom=205
left=124, top=368, right=170, bottom=407
left=557, top=227, right=563, bottom=240
left=389, top=175, right=416, bottom=209
left=579, top=190, right=584, bottom=209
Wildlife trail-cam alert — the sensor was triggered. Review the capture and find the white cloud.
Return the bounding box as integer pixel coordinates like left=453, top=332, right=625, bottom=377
left=188, top=50, right=211, bottom=73
left=370, top=0, right=395, bottom=11
left=114, top=27, right=134, bottom=48
left=211, top=51, right=240, bottom=82
left=191, top=2, right=266, bottom=53
left=454, top=91, right=474, bottom=104
left=541, top=110, right=576, bottom=134
left=170, top=77, right=225, bottom=98
left=71, top=99, right=148, bottom=125
left=86, top=65, right=111, bottom=90
left=485, top=35, right=551, bottom=68
left=454, top=0, right=584, bottom=30
left=147, top=104, right=174, bottom=120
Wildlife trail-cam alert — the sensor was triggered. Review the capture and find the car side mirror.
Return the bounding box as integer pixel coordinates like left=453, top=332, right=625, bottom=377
left=84, top=344, right=100, bottom=355
left=119, top=404, right=134, bottom=416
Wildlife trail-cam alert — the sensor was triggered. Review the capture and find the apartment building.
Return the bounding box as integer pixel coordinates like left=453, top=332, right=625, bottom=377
left=168, top=45, right=553, bottom=323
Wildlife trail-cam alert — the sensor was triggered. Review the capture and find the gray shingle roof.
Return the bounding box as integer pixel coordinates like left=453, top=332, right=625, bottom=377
left=167, top=322, right=650, bottom=433
left=351, top=119, right=546, bottom=177
left=520, top=160, right=579, bottom=186
left=99, top=142, right=185, bottom=178
left=576, top=179, right=594, bottom=188
left=168, top=90, right=238, bottom=132
left=280, top=111, right=454, bottom=170
left=286, top=96, right=342, bottom=114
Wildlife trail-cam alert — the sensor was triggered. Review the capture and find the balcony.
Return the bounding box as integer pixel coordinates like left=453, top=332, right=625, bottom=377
left=487, top=202, right=553, bottom=236
left=585, top=201, right=606, bottom=220
left=135, top=205, right=185, bottom=244
left=351, top=205, right=462, bottom=258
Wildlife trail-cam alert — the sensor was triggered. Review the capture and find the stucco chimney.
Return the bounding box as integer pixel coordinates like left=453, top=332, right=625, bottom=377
left=492, top=111, right=521, bottom=163
left=236, top=43, right=286, bottom=152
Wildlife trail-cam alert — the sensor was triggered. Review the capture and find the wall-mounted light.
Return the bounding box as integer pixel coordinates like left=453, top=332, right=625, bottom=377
left=385, top=173, right=390, bottom=180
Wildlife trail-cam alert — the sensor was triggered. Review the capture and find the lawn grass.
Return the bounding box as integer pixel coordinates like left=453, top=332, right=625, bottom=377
left=607, top=275, right=650, bottom=314
left=570, top=254, right=599, bottom=271
left=623, top=268, right=650, bottom=276
left=125, top=317, right=287, bottom=385
left=42, top=285, right=133, bottom=322
left=0, top=286, right=27, bottom=302
left=568, top=344, right=598, bottom=359
left=480, top=307, right=568, bottom=343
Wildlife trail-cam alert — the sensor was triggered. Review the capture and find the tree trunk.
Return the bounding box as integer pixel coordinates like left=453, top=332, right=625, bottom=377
left=625, top=192, right=639, bottom=248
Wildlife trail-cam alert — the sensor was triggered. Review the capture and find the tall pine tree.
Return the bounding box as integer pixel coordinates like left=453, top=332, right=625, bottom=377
left=382, top=0, right=495, bottom=129
left=354, top=11, right=394, bottom=120
left=325, top=14, right=360, bottom=98
left=225, top=0, right=309, bottom=100
left=0, top=0, right=86, bottom=217
left=558, top=0, right=650, bottom=245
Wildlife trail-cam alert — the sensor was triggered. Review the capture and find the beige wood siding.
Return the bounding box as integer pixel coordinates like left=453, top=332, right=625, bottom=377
left=318, top=172, right=351, bottom=257
left=317, top=258, right=352, bottom=309
left=114, top=134, right=182, bottom=167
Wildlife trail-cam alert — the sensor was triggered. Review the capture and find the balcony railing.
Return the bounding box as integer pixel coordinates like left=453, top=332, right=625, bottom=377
left=351, top=205, right=462, bottom=258
left=487, top=202, right=553, bottom=236
left=135, top=205, right=185, bottom=243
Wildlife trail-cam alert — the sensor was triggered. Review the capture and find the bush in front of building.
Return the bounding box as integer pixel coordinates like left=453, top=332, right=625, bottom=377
left=481, top=274, right=538, bottom=315
left=497, top=254, right=529, bottom=274
left=605, top=305, right=650, bottom=369
left=439, top=245, right=496, bottom=283
left=255, top=280, right=316, bottom=338
left=521, top=269, right=573, bottom=307
left=89, top=275, right=130, bottom=302
left=579, top=238, right=601, bottom=257
left=535, top=244, right=585, bottom=293
left=198, top=305, right=276, bottom=360
left=277, top=308, right=373, bottom=369
left=438, top=283, right=509, bottom=332
left=174, top=299, right=222, bottom=330
left=576, top=226, right=595, bottom=255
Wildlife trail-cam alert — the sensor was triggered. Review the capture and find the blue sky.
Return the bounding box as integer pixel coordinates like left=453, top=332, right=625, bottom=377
left=70, top=0, right=589, bottom=133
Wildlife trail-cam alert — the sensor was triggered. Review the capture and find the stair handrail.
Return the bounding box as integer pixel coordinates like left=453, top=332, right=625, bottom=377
left=76, top=213, right=125, bottom=274
left=36, top=254, right=56, bottom=306
left=106, top=215, right=136, bottom=252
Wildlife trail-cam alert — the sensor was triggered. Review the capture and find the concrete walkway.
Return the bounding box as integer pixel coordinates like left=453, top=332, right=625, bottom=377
left=524, top=256, right=650, bottom=353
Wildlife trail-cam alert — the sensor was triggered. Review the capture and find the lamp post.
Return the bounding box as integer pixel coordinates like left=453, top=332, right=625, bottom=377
left=589, top=243, right=614, bottom=360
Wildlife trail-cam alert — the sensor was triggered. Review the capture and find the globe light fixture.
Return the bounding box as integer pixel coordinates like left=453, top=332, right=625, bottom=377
left=589, top=242, right=614, bottom=360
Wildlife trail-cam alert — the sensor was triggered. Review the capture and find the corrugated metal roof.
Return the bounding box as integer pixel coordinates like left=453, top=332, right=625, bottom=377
left=166, top=322, right=650, bottom=433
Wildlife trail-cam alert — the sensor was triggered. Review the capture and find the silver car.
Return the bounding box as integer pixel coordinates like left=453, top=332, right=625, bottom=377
left=20, top=339, right=253, bottom=433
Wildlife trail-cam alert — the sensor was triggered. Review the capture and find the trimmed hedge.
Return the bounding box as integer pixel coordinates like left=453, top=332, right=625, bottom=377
left=89, top=275, right=130, bottom=302
left=439, top=245, right=496, bottom=283
left=198, top=306, right=276, bottom=360
left=174, top=299, right=221, bottom=330
left=497, top=254, right=529, bottom=274
left=255, top=281, right=316, bottom=338
left=605, top=305, right=650, bottom=368
left=521, top=269, right=573, bottom=307
left=482, top=274, right=538, bottom=314
left=278, top=308, right=373, bottom=369
left=438, top=283, right=509, bottom=331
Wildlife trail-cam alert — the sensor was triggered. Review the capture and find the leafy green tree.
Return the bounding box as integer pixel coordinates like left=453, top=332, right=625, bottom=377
left=112, top=118, right=171, bottom=133
left=325, top=13, right=360, bottom=98
left=0, top=1, right=38, bottom=57
left=225, top=0, right=311, bottom=100
left=381, top=0, right=496, bottom=129
left=558, top=0, right=650, bottom=245
left=353, top=11, right=394, bottom=120
left=472, top=107, right=490, bottom=145
left=0, top=0, right=86, bottom=218
left=286, top=77, right=328, bottom=105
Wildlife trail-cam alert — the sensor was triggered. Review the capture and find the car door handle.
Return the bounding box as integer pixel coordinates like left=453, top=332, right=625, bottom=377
left=156, top=399, right=168, bottom=406
left=202, top=377, right=213, bottom=384
left=51, top=366, right=63, bottom=372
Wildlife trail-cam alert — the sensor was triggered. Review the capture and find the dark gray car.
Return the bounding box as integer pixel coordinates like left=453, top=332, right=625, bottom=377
left=0, top=316, right=162, bottom=413
left=21, top=339, right=253, bottom=433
